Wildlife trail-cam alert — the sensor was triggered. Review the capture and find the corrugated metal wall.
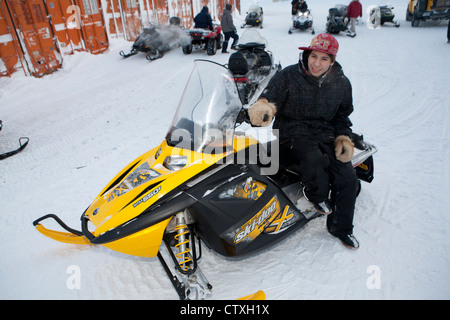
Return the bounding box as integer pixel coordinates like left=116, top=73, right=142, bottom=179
left=1, top=0, right=240, bottom=77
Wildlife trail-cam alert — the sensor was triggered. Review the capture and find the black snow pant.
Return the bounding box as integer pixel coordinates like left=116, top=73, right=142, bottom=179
left=447, top=18, right=450, bottom=42
left=222, top=31, right=239, bottom=52
left=280, top=136, right=359, bottom=237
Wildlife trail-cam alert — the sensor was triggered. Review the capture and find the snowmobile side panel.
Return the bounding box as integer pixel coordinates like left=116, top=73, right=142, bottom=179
left=88, top=191, right=197, bottom=245
left=101, top=218, right=171, bottom=257
left=187, top=155, right=315, bottom=257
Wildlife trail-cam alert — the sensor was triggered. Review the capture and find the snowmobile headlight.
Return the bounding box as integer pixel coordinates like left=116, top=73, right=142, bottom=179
left=163, top=155, right=187, bottom=171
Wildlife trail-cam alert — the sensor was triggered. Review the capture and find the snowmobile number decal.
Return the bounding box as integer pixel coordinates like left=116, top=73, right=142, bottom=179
left=234, top=196, right=280, bottom=244
left=133, top=186, right=162, bottom=208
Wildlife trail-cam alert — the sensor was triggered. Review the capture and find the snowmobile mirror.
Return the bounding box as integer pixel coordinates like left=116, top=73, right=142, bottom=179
left=351, top=132, right=367, bottom=150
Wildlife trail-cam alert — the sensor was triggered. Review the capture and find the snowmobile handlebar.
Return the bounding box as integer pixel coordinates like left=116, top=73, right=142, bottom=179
left=236, top=109, right=269, bottom=127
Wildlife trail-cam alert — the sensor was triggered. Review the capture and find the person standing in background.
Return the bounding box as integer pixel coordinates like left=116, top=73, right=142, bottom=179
left=346, top=0, right=362, bottom=37
left=221, top=3, right=239, bottom=53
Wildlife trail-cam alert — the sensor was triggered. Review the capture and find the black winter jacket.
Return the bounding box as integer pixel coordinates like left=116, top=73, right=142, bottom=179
left=194, top=7, right=213, bottom=30
left=259, top=60, right=353, bottom=143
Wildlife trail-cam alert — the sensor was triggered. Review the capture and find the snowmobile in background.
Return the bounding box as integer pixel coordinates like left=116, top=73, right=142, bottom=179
left=33, top=60, right=377, bottom=300
left=326, top=4, right=349, bottom=34
left=378, top=5, right=400, bottom=27
left=182, top=24, right=223, bottom=56
left=406, top=0, right=449, bottom=27
left=241, top=4, right=264, bottom=28
left=369, top=5, right=400, bottom=27
left=228, top=29, right=281, bottom=105
left=289, top=9, right=315, bottom=34
left=119, top=17, right=187, bottom=61
left=0, top=120, right=29, bottom=160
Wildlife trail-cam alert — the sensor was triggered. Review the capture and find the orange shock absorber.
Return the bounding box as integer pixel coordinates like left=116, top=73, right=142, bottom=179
left=174, top=211, right=192, bottom=272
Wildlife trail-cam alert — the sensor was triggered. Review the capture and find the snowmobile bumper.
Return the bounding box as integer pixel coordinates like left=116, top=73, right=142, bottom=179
left=33, top=212, right=173, bottom=257
left=33, top=214, right=91, bottom=245
left=119, top=49, right=138, bottom=58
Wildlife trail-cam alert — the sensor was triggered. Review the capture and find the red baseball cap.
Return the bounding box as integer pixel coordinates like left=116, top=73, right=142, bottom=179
left=298, top=33, right=339, bottom=57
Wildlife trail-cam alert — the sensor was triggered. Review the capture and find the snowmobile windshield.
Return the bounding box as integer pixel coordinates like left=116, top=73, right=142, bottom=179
left=248, top=5, right=262, bottom=14
left=238, top=29, right=267, bottom=48
left=166, top=60, right=243, bottom=153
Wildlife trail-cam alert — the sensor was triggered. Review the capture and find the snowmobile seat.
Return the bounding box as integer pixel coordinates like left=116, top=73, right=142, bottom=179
left=229, top=51, right=249, bottom=75
left=244, top=52, right=259, bottom=70
left=329, top=8, right=341, bottom=17
left=254, top=49, right=271, bottom=68
left=229, top=51, right=259, bottom=75
left=331, top=5, right=348, bottom=17
left=432, top=0, right=450, bottom=9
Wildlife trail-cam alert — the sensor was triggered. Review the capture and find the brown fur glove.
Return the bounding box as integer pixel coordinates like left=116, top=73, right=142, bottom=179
left=248, top=98, right=277, bottom=127
left=335, top=135, right=354, bottom=163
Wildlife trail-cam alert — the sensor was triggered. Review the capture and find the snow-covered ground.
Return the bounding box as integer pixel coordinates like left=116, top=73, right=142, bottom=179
left=1, top=0, right=449, bottom=300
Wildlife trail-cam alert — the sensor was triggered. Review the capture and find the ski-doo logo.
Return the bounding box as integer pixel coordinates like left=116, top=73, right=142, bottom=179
left=133, top=186, right=161, bottom=208
left=265, top=205, right=295, bottom=234
left=234, top=196, right=280, bottom=244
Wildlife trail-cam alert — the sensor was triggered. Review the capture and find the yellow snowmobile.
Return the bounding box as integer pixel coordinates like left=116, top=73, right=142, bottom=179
left=33, top=60, right=377, bottom=300
left=406, top=0, right=450, bottom=27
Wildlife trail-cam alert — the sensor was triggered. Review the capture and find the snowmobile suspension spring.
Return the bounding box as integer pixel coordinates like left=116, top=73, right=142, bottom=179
left=174, top=212, right=192, bottom=272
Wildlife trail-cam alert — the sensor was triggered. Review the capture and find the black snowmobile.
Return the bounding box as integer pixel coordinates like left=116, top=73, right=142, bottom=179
left=369, top=5, right=400, bottom=27
left=241, top=4, right=264, bottom=28
left=120, top=17, right=187, bottom=61
left=326, top=4, right=349, bottom=34
left=379, top=5, right=400, bottom=26
left=289, top=9, right=315, bottom=34
left=227, top=29, right=281, bottom=105
left=33, top=60, right=377, bottom=300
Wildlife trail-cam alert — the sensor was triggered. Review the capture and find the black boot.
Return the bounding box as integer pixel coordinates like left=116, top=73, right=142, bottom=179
left=337, top=234, right=360, bottom=250
left=302, top=186, right=332, bottom=214
left=222, top=41, right=229, bottom=53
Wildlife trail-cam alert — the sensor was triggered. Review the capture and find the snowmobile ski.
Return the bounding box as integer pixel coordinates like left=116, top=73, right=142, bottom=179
left=146, top=50, right=163, bottom=61
left=119, top=49, right=138, bottom=58
left=0, top=121, right=30, bottom=160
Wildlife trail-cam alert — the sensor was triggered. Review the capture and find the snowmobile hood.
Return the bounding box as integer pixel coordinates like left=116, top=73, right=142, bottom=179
left=82, top=136, right=259, bottom=242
